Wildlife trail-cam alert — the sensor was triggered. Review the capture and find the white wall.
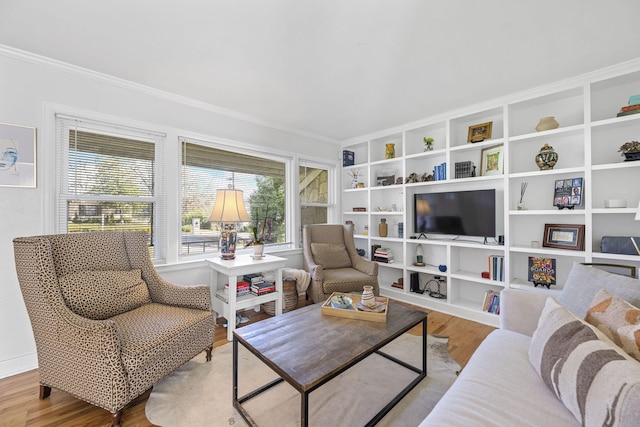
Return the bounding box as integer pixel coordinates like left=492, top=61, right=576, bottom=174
left=0, top=48, right=337, bottom=378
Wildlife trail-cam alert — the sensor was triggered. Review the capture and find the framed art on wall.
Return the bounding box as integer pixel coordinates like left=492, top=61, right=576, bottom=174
left=0, top=122, right=36, bottom=188
left=480, top=144, right=504, bottom=176
left=543, top=223, right=585, bottom=251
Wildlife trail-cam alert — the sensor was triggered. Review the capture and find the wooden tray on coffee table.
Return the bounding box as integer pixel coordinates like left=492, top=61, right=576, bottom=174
left=321, top=292, right=389, bottom=323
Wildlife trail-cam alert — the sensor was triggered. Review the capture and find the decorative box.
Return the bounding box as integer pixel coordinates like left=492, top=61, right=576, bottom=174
left=455, top=161, right=476, bottom=179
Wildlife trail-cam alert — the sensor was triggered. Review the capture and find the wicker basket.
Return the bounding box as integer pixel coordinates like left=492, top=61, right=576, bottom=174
left=262, top=279, right=298, bottom=315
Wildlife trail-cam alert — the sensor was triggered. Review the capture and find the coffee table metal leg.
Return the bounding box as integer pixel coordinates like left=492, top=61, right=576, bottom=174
left=301, top=391, right=309, bottom=427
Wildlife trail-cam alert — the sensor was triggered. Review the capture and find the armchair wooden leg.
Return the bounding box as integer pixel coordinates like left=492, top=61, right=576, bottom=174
left=205, top=345, right=213, bottom=362
left=110, top=410, right=123, bottom=427
left=39, top=385, right=51, bottom=399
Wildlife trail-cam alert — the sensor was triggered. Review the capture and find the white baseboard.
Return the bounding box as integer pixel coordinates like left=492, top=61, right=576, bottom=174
left=0, top=352, right=38, bottom=379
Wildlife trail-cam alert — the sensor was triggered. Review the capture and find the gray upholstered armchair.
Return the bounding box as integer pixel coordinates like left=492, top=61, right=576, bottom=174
left=302, top=224, right=379, bottom=303
left=12, top=231, right=215, bottom=427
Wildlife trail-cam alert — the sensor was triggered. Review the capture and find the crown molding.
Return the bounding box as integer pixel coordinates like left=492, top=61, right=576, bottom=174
left=0, top=44, right=339, bottom=145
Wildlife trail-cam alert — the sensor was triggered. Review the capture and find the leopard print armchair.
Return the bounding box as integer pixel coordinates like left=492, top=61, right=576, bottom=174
left=302, top=224, right=379, bottom=303
left=13, top=231, right=215, bottom=427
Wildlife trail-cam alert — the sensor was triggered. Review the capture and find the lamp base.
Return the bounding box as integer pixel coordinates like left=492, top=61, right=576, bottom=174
left=219, top=223, right=237, bottom=260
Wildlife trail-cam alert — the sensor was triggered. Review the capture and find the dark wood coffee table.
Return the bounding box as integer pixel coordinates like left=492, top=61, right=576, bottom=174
left=232, top=300, right=427, bottom=426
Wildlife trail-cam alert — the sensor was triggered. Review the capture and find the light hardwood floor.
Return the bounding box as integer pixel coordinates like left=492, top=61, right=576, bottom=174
left=0, top=297, right=495, bottom=427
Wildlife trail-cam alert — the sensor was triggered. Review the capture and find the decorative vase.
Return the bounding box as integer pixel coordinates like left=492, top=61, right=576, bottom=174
left=351, top=179, right=358, bottom=188
left=535, top=143, right=558, bottom=170
left=535, top=116, right=560, bottom=132
left=253, top=244, right=264, bottom=258
left=362, top=285, right=376, bottom=307
left=379, top=218, right=388, bottom=237
left=623, top=151, right=640, bottom=162
left=385, top=143, right=395, bottom=159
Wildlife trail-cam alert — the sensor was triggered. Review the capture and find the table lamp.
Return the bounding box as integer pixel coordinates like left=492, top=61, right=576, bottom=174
left=209, top=188, right=251, bottom=260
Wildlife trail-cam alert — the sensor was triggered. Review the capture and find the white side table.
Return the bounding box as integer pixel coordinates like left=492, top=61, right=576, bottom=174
left=206, top=254, right=287, bottom=341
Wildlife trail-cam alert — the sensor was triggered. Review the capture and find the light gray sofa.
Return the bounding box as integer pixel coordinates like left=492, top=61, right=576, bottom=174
left=421, top=263, right=640, bottom=426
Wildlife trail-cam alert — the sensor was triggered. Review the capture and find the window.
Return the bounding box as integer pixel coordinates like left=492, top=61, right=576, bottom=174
left=181, top=140, right=288, bottom=256
left=300, top=161, right=332, bottom=229
left=56, top=116, right=165, bottom=259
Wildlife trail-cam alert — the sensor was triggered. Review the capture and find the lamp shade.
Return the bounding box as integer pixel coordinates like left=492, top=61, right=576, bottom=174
left=209, top=189, right=251, bottom=223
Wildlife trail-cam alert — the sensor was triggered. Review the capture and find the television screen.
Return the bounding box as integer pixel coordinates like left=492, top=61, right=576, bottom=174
left=414, top=189, right=496, bottom=238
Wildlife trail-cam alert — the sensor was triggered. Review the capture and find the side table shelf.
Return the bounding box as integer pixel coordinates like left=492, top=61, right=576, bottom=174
left=206, top=254, right=287, bottom=341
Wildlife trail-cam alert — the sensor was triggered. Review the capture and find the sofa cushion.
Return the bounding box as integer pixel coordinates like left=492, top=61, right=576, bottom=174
left=586, top=289, right=640, bottom=362
left=421, top=329, right=580, bottom=426
left=529, top=297, right=640, bottom=427
left=310, top=243, right=352, bottom=269
left=557, top=263, right=640, bottom=318
left=59, top=269, right=151, bottom=320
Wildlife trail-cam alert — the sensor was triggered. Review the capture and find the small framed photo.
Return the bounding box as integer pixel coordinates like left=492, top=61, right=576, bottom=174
left=543, top=224, right=585, bottom=251
left=553, top=177, right=583, bottom=209
left=480, top=144, right=504, bottom=176
left=467, top=122, right=493, bottom=143
left=0, top=122, right=37, bottom=188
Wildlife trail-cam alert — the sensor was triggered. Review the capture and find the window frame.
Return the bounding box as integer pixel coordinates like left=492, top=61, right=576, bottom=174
left=54, top=113, right=166, bottom=260
left=299, top=158, right=337, bottom=227
left=179, top=136, right=294, bottom=260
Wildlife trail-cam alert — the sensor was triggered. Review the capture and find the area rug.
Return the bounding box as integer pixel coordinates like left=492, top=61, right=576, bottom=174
left=146, top=334, right=460, bottom=426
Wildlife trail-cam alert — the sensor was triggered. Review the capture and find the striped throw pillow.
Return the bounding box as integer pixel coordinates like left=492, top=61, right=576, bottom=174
left=529, top=297, right=640, bottom=427
left=586, top=289, right=640, bottom=362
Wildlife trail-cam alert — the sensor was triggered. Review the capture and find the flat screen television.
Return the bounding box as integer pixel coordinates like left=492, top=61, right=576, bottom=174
left=414, top=189, right=496, bottom=238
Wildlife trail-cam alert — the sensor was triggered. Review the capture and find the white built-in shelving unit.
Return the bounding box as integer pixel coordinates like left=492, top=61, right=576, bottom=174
left=341, top=59, right=640, bottom=327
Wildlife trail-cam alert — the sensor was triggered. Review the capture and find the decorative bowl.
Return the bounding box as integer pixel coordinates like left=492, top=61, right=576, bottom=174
left=604, top=199, right=626, bottom=208
left=330, top=295, right=353, bottom=309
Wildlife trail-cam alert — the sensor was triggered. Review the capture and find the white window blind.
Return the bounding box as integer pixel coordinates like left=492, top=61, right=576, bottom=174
left=55, top=115, right=165, bottom=260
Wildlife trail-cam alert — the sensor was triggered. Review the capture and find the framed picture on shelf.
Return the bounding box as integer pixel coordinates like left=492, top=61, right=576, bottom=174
left=528, top=257, right=556, bottom=289
left=480, top=144, right=504, bottom=176
left=542, top=223, right=585, bottom=251
left=553, top=177, right=583, bottom=209
left=0, top=122, right=37, bottom=188
left=375, top=169, right=395, bottom=186
left=467, top=121, right=493, bottom=143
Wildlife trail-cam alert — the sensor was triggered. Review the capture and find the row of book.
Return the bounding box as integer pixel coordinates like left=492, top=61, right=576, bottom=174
left=482, top=290, right=501, bottom=314
left=616, top=95, right=640, bottom=117
left=433, top=162, right=447, bottom=181
left=373, top=247, right=395, bottom=263
left=488, top=255, right=505, bottom=281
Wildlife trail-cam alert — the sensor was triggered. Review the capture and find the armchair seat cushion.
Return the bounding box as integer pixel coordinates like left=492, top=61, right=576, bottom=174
left=111, top=303, right=213, bottom=376
left=321, top=268, right=377, bottom=295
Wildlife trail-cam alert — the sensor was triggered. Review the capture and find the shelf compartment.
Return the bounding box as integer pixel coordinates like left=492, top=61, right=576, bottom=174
left=509, top=251, right=584, bottom=291
left=508, top=130, right=585, bottom=174
left=508, top=86, right=584, bottom=137
left=342, top=141, right=369, bottom=167
left=509, top=215, right=585, bottom=251
left=448, top=279, right=503, bottom=314
left=405, top=153, right=447, bottom=182
left=450, top=107, right=504, bottom=148
left=592, top=215, right=639, bottom=255
left=592, top=168, right=640, bottom=209
left=404, top=122, right=447, bottom=156
left=508, top=173, right=586, bottom=211
left=591, top=70, right=640, bottom=122
left=370, top=133, right=403, bottom=163
left=591, top=117, right=640, bottom=166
